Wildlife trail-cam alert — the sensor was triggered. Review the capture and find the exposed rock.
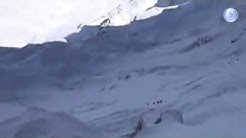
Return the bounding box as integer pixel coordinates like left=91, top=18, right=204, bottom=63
left=154, top=113, right=162, bottom=125
left=125, top=74, right=131, bottom=80
left=100, top=18, right=111, bottom=27
left=126, top=118, right=144, bottom=138
left=192, top=36, right=211, bottom=47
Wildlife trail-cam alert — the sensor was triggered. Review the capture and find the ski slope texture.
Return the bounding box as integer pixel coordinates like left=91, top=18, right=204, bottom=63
left=1, top=0, right=246, bottom=138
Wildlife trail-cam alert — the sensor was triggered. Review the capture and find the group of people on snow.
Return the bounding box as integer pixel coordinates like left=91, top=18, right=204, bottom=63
left=146, top=100, right=166, bottom=106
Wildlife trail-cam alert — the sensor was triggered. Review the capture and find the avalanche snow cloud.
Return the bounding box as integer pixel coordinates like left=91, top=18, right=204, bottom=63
left=1, top=0, right=246, bottom=138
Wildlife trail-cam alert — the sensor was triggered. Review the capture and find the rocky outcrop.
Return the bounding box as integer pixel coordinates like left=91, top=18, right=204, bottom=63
left=154, top=113, right=163, bottom=125
left=123, top=118, right=144, bottom=138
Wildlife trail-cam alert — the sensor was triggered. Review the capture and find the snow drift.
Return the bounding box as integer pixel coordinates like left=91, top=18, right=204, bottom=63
left=1, top=0, right=246, bottom=138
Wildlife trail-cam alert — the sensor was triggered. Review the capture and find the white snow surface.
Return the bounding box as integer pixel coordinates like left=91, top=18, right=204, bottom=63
left=0, top=0, right=166, bottom=48
left=0, top=0, right=111, bottom=47
left=1, top=0, right=246, bottom=138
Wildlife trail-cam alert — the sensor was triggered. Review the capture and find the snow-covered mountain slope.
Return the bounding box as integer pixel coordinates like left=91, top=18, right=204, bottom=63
left=1, top=0, right=246, bottom=138
left=0, top=0, right=170, bottom=48
left=0, top=107, right=105, bottom=138
left=0, top=0, right=113, bottom=47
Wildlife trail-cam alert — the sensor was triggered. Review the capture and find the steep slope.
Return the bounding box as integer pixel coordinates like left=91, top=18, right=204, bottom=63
left=1, top=0, right=246, bottom=138
left=0, top=0, right=165, bottom=48
left=0, top=107, right=105, bottom=138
